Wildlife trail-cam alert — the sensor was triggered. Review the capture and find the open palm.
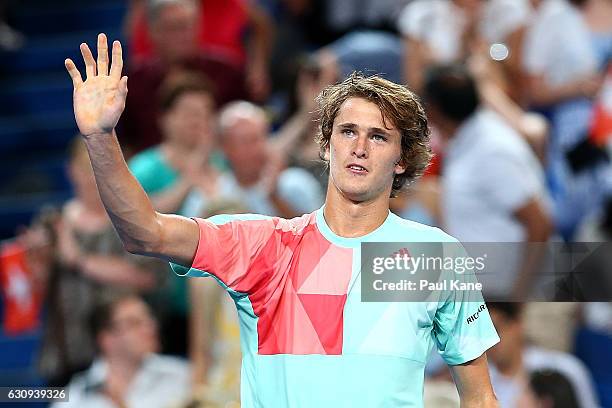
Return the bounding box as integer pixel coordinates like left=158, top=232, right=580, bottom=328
left=65, top=33, right=128, bottom=137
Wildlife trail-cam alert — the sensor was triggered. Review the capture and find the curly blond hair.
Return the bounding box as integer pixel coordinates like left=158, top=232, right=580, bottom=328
left=315, top=72, right=432, bottom=197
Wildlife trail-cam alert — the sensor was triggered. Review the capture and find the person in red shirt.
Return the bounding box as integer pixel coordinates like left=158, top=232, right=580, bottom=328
left=118, top=0, right=248, bottom=155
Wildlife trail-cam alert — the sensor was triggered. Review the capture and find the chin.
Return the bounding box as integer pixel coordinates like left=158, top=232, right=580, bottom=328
left=336, top=184, right=373, bottom=203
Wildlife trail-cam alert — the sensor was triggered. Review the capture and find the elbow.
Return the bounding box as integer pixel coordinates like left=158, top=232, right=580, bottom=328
left=120, top=215, right=164, bottom=255
left=121, top=238, right=153, bottom=256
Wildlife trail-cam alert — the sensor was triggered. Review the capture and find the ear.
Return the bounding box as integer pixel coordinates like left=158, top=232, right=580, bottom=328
left=394, top=159, right=406, bottom=175
left=323, top=144, right=330, bottom=161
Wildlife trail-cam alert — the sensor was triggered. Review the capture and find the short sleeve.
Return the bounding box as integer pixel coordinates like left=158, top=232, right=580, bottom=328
left=432, top=242, right=500, bottom=365
left=169, top=214, right=281, bottom=295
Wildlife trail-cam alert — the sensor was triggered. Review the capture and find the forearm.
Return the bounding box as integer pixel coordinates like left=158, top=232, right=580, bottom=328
left=512, top=229, right=551, bottom=297
left=246, top=3, right=273, bottom=70
left=460, top=393, right=499, bottom=408
left=83, top=131, right=162, bottom=253
left=529, top=79, right=587, bottom=106
left=80, top=254, right=157, bottom=290
left=479, top=81, right=548, bottom=160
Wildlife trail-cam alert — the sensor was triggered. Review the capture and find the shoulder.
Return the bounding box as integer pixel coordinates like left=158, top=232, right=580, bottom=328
left=205, top=211, right=316, bottom=234
left=387, top=213, right=459, bottom=243
left=147, top=354, right=191, bottom=375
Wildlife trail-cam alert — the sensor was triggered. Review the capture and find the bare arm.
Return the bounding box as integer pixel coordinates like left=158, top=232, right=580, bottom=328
left=403, top=36, right=429, bottom=92
left=527, top=73, right=603, bottom=106
left=512, top=198, right=553, bottom=298
left=65, top=33, right=198, bottom=266
left=243, top=1, right=274, bottom=101
left=449, top=354, right=499, bottom=407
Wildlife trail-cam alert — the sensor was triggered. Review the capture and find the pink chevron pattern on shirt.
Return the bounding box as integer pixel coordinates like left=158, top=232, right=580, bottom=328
left=192, top=213, right=353, bottom=355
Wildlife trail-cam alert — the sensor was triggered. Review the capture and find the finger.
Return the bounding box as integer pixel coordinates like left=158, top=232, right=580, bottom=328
left=120, top=76, right=129, bottom=97
left=109, top=40, right=123, bottom=81
left=80, top=43, right=96, bottom=79
left=97, top=33, right=109, bottom=76
left=64, top=58, right=83, bottom=88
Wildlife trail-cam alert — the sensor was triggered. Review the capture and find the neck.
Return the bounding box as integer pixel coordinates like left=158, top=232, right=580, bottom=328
left=105, top=355, right=142, bottom=383
left=162, top=139, right=192, bottom=155
left=323, top=183, right=390, bottom=238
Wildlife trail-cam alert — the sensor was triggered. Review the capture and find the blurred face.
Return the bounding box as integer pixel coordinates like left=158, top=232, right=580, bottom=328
left=222, top=115, right=269, bottom=182
left=161, top=91, right=215, bottom=151
left=488, top=309, right=523, bottom=369
left=150, top=3, right=198, bottom=62
left=326, top=97, right=405, bottom=202
left=101, top=298, right=159, bottom=362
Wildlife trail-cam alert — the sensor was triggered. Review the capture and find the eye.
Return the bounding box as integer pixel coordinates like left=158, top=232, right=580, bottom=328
left=371, top=134, right=387, bottom=142
left=341, top=128, right=355, bottom=137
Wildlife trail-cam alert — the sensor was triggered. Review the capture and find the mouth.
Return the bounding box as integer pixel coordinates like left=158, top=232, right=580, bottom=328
left=346, top=163, right=368, bottom=175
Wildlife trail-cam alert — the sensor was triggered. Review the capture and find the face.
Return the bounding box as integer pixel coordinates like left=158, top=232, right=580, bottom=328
left=150, top=3, right=198, bottom=62
left=222, top=115, right=269, bottom=181
left=326, top=97, right=405, bottom=202
left=101, top=298, right=159, bottom=362
left=161, top=91, right=215, bottom=151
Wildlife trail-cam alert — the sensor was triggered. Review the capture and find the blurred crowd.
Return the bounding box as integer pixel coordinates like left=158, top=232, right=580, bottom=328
left=2, top=0, right=612, bottom=407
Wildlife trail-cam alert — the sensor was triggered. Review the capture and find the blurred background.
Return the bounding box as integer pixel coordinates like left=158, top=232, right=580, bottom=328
left=0, top=0, right=611, bottom=407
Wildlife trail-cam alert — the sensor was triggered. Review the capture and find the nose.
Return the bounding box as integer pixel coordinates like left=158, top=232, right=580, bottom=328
left=352, top=135, right=368, bottom=159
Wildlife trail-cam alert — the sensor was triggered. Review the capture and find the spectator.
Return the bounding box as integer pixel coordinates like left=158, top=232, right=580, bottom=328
left=128, top=72, right=221, bottom=214
left=128, top=73, right=221, bottom=356
left=582, top=0, right=612, bottom=71
left=398, top=0, right=531, bottom=94
left=423, top=64, right=552, bottom=299
left=51, top=293, right=191, bottom=408
left=125, top=0, right=274, bottom=101
left=522, top=0, right=607, bottom=239
left=39, top=138, right=165, bottom=386
left=488, top=302, right=600, bottom=408
left=181, top=101, right=323, bottom=219
left=530, top=370, right=581, bottom=408
left=188, top=202, right=247, bottom=407
left=118, top=0, right=246, bottom=154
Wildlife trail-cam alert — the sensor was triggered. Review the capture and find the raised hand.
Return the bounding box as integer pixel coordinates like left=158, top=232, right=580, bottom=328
left=65, top=33, right=128, bottom=137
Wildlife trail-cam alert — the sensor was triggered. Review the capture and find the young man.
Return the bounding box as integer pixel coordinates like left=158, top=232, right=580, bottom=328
left=65, top=33, right=500, bottom=407
left=52, top=293, right=191, bottom=408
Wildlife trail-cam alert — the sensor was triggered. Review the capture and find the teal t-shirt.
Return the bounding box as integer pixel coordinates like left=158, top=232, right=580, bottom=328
left=129, top=147, right=178, bottom=194
left=171, top=208, right=500, bottom=407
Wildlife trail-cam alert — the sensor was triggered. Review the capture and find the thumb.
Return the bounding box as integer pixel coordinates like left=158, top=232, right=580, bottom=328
left=120, top=76, right=128, bottom=96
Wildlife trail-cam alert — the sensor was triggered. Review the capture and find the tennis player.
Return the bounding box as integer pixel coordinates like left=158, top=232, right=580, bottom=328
left=65, top=33, right=500, bottom=407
